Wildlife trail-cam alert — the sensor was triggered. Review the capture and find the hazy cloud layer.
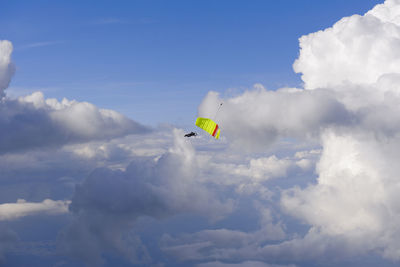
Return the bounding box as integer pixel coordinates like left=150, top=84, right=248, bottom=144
left=197, top=261, right=296, bottom=267
left=61, top=130, right=234, bottom=266
left=161, top=205, right=287, bottom=263
left=0, top=199, right=70, bottom=221
left=0, top=227, right=17, bottom=264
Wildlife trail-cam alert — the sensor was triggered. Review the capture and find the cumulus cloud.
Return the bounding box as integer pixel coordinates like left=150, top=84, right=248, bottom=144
left=197, top=0, right=400, bottom=152
left=191, top=0, right=400, bottom=264
left=280, top=130, right=400, bottom=260
left=0, top=41, right=15, bottom=96
left=294, top=0, right=400, bottom=90
left=0, top=199, right=70, bottom=221
left=0, top=91, right=149, bottom=153
left=269, top=0, right=400, bottom=262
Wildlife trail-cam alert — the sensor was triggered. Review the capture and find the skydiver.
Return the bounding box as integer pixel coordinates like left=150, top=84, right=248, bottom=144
left=184, top=132, right=197, bottom=137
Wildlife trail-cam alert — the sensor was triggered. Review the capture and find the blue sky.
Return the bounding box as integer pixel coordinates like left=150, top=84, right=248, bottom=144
left=1, top=0, right=381, bottom=126
left=4, top=1, right=400, bottom=267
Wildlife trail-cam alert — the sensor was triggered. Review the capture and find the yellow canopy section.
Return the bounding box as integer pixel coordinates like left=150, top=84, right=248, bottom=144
left=195, top=117, right=220, bottom=139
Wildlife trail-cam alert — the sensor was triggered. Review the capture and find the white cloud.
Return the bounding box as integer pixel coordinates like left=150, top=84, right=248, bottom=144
left=0, top=40, right=15, bottom=96
left=366, top=0, right=400, bottom=26
left=280, top=130, right=400, bottom=260
left=293, top=0, right=400, bottom=90
left=0, top=199, right=70, bottom=221
left=230, top=156, right=291, bottom=181
left=210, top=155, right=293, bottom=183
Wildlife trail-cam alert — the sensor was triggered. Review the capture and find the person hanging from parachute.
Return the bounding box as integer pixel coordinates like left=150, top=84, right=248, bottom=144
left=184, top=103, right=222, bottom=139
left=184, top=132, right=197, bottom=137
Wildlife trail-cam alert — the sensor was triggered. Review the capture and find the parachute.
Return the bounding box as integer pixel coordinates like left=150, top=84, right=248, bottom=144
left=195, top=117, right=220, bottom=139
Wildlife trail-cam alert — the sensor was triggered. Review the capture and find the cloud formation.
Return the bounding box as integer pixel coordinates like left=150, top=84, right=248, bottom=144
left=0, top=39, right=154, bottom=265
left=193, top=0, right=400, bottom=264
left=61, top=129, right=234, bottom=266
left=277, top=0, right=400, bottom=261
left=3, top=0, right=400, bottom=266
left=161, top=204, right=287, bottom=264
left=281, top=130, right=400, bottom=261
left=198, top=85, right=352, bottom=150
left=294, top=0, right=400, bottom=90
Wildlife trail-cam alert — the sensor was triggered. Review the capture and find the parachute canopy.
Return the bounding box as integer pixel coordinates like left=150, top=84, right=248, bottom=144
left=195, top=117, right=220, bottom=139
